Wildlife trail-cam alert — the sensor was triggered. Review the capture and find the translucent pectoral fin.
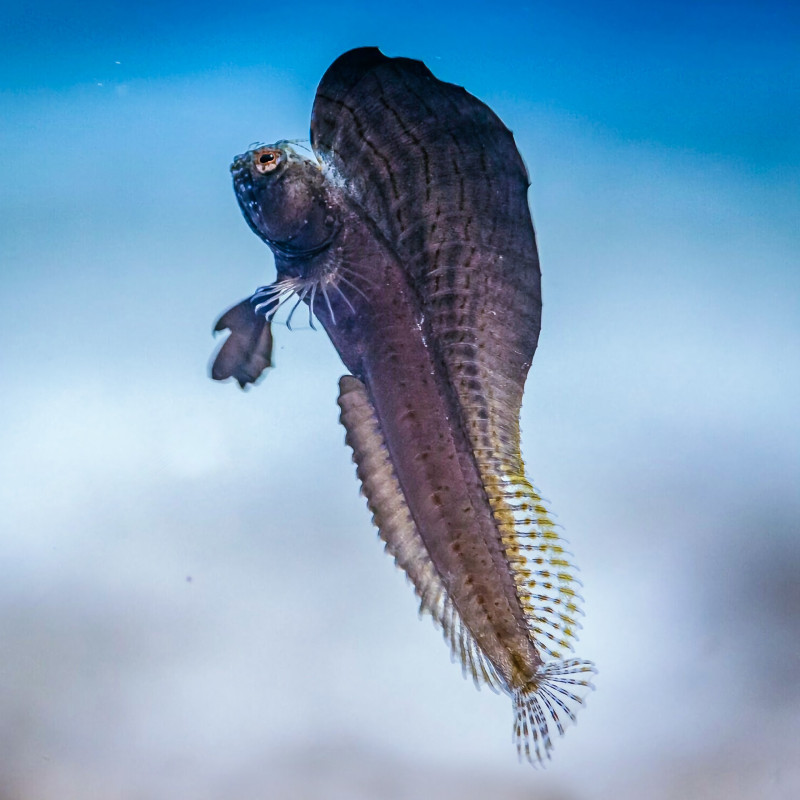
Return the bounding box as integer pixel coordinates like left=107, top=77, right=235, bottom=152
left=210, top=298, right=273, bottom=388
left=337, top=375, right=503, bottom=691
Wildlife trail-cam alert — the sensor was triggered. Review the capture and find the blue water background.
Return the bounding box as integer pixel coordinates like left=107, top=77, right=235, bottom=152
left=1, top=2, right=798, bottom=797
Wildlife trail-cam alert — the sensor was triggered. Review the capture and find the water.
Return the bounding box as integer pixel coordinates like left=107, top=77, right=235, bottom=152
left=2, top=2, right=799, bottom=797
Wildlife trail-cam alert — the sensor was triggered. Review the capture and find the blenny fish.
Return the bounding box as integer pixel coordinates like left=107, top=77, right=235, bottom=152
left=211, top=47, right=595, bottom=764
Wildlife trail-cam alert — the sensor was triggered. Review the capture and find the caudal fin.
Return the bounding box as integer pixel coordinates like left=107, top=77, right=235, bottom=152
left=512, top=658, right=597, bottom=766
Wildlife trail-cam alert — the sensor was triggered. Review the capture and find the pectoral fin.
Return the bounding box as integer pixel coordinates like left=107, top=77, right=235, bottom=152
left=210, top=298, right=273, bottom=388
left=337, top=374, right=502, bottom=691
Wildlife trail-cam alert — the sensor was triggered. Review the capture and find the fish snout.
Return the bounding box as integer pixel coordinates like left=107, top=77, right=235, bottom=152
left=230, top=152, right=251, bottom=174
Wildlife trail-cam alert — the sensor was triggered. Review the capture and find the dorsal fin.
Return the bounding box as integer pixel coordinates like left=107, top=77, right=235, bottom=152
left=311, top=49, right=581, bottom=654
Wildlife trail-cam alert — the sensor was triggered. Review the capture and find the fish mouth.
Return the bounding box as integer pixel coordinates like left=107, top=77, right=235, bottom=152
left=230, top=155, right=269, bottom=245
left=230, top=152, right=250, bottom=176
left=230, top=158, right=255, bottom=197
left=230, top=152, right=260, bottom=196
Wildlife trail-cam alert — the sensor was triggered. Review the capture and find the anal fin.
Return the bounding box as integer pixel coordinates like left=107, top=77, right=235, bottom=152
left=337, top=375, right=502, bottom=691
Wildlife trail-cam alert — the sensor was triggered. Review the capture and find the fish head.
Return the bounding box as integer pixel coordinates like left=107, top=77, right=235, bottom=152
left=231, top=141, right=340, bottom=270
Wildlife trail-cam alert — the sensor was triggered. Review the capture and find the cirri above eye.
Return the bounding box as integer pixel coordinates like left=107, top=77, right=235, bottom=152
left=253, top=148, right=281, bottom=174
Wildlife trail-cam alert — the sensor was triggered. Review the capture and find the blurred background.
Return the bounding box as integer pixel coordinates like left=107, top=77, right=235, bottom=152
left=1, top=1, right=798, bottom=798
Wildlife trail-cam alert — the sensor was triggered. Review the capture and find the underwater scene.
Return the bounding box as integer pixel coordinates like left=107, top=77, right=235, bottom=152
left=1, top=1, right=798, bottom=798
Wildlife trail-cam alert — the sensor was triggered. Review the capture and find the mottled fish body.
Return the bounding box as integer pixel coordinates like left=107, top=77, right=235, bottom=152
left=212, top=48, right=595, bottom=764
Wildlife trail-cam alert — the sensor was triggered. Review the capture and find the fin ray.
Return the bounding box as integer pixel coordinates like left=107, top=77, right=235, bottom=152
left=337, top=374, right=503, bottom=692
left=512, top=658, right=596, bottom=766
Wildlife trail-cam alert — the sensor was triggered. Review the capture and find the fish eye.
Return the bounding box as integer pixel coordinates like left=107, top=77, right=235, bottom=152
left=253, top=149, right=281, bottom=174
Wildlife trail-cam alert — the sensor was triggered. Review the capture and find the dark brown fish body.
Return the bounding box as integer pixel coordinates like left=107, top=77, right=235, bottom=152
left=212, top=48, right=594, bottom=764
left=316, top=200, right=543, bottom=687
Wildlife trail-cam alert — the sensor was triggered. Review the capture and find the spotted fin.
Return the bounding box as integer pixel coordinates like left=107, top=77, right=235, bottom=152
left=512, top=658, right=596, bottom=766
left=476, top=393, right=597, bottom=763
left=337, top=374, right=503, bottom=691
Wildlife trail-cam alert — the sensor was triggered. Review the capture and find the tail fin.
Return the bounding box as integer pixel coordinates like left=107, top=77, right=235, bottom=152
left=512, top=658, right=597, bottom=766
